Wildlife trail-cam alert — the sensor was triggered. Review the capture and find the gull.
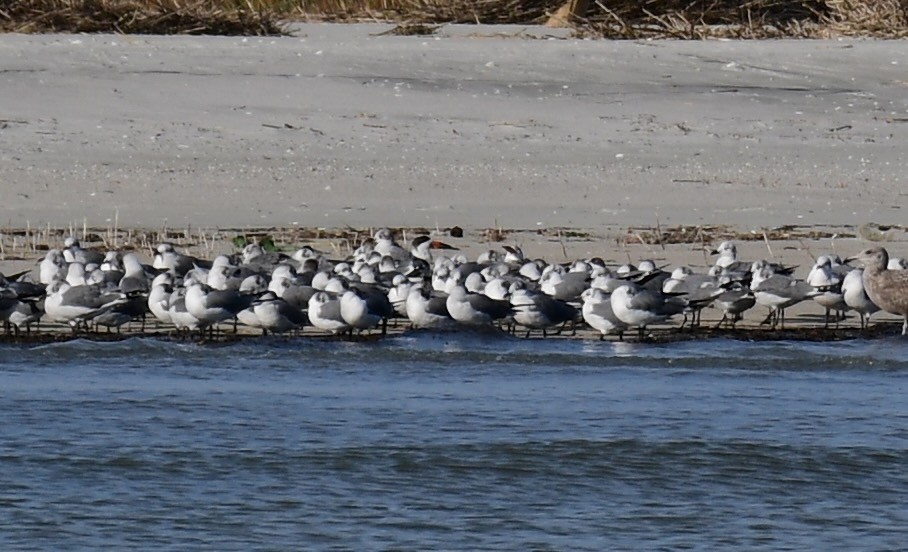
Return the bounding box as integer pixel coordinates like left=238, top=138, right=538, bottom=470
left=270, top=274, right=317, bottom=311
left=44, top=281, right=126, bottom=331
left=98, top=251, right=124, bottom=284
left=0, top=289, right=17, bottom=326
left=518, top=260, right=544, bottom=282
left=241, top=243, right=290, bottom=273
left=235, top=275, right=270, bottom=329
left=539, top=269, right=589, bottom=302
left=185, top=281, right=256, bottom=333
left=580, top=288, right=628, bottom=340
left=590, top=270, right=631, bottom=294
left=709, top=242, right=796, bottom=284
left=340, top=286, right=393, bottom=333
left=503, top=245, right=525, bottom=265
left=118, top=253, right=151, bottom=296
left=63, top=237, right=104, bottom=266
left=405, top=282, right=455, bottom=329
left=147, top=273, right=174, bottom=326
left=446, top=285, right=512, bottom=327
left=167, top=287, right=201, bottom=332
left=509, top=288, right=579, bottom=337
left=6, top=300, right=43, bottom=335
left=751, top=268, right=819, bottom=329
left=662, top=266, right=717, bottom=294
left=387, top=275, right=413, bottom=318
left=65, top=263, right=89, bottom=287
left=712, top=282, right=756, bottom=329
left=373, top=228, right=410, bottom=263
left=92, top=295, right=147, bottom=333
left=308, top=291, right=350, bottom=334
left=0, top=273, right=45, bottom=302
left=806, top=255, right=847, bottom=328
left=249, top=291, right=307, bottom=335
left=661, top=267, right=722, bottom=327
left=846, top=247, right=908, bottom=335
left=476, top=249, right=502, bottom=264
left=464, top=271, right=485, bottom=294
left=154, top=243, right=210, bottom=276
left=635, top=259, right=672, bottom=291
left=39, top=249, right=67, bottom=284
left=610, top=283, right=686, bottom=338
left=482, top=277, right=516, bottom=301
left=711, top=240, right=744, bottom=270
left=841, top=268, right=879, bottom=330
left=206, top=258, right=250, bottom=291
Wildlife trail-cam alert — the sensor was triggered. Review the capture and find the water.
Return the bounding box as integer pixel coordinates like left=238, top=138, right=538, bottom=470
left=1, top=332, right=906, bottom=550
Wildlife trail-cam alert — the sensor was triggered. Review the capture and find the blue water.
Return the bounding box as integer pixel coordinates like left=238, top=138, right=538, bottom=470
left=1, top=333, right=907, bottom=550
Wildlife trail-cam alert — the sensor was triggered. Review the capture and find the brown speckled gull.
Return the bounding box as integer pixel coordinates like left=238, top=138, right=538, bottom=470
left=847, top=247, right=908, bottom=335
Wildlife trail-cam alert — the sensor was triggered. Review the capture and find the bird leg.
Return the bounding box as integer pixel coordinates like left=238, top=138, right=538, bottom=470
left=715, top=313, right=727, bottom=330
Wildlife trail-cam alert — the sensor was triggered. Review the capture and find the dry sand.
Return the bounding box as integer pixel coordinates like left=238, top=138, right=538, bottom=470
left=2, top=24, right=908, bottom=231
left=1, top=24, right=907, bottom=331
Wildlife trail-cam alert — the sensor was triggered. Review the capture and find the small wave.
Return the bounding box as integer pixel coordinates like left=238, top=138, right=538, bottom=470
left=1, top=332, right=906, bottom=373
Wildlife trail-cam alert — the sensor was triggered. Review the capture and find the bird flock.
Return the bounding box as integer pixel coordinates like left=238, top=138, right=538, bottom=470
left=2, top=229, right=908, bottom=341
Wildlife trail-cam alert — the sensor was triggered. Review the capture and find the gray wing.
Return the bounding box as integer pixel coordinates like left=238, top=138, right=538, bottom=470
left=277, top=301, right=309, bottom=325
left=466, top=293, right=512, bottom=319
left=282, top=285, right=317, bottom=309
left=206, top=290, right=253, bottom=313
left=538, top=295, right=579, bottom=324
left=629, top=290, right=685, bottom=317
left=119, top=275, right=148, bottom=295
left=62, top=285, right=116, bottom=309
left=553, top=273, right=589, bottom=301
left=425, top=296, right=451, bottom=317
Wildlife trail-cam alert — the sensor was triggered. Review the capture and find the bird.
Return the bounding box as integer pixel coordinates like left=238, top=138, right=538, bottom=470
left=445, top=285, right=512, bottom=327
left=43, top=281, right=126, bottom=331
left=153, top=243, right=211, bottom=276
left=846, top=247, right=908, bottom=335
left=340, top=286, right=393, bottom=333
left=405, top=283, right=455, bottom=329
left=509, top=288, right=579, bottom=337
left=307, top=291, right=350, bottom=334
left=806, top=255, right=847, bottom=328
left=610, top=283, right=686, bottom=339
left=580, top=288, right=628, bottom=340
left=249, top=291, right=307, bottom=335
left=712, top=283, right=756, bottom=329
left=184, top=281, right=256, bottom=335
left=751, top=268, right=820, bottom=330
left=147, top=273, right=174, bottom=327
left=841, top=268, right=879, bottom=330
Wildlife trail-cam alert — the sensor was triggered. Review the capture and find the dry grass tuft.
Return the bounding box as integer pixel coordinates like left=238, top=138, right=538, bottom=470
left=0, top=0, right=906, bottom=37
left=0, top=0, right=289, bottom=35
left=816, top=0, right=908, bottom=38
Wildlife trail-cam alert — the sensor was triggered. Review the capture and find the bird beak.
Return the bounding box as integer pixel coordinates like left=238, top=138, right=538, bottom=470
left=708, top=249, right=719, bottom=255
left=430, top=240, right=458, bottom=250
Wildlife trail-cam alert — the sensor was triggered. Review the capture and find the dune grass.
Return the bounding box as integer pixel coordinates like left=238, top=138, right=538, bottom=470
left=0, top=0, right=906, bottom=37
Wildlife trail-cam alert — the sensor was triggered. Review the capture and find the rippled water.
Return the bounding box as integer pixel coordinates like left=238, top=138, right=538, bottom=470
left=1, top=333, right=907, bottom=550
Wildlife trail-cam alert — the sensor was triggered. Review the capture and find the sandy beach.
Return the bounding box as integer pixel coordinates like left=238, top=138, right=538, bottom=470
left=2, top=23, right=907, bottom=231
left=1, top=24, right=907, bottom=331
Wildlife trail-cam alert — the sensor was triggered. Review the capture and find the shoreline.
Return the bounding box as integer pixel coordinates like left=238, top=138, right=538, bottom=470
left=1, top=222, right=907, bottom=340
